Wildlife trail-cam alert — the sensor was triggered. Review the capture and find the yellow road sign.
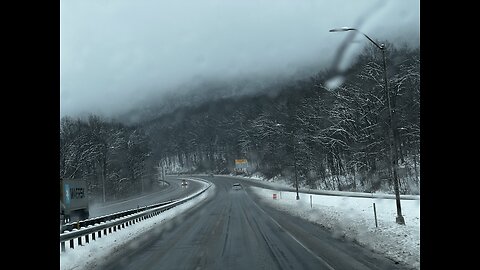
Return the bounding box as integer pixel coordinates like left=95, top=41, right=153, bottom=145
left=235, top=159, right=248, bottom=164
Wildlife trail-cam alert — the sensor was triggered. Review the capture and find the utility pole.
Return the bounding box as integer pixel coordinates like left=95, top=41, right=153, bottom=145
left=294, top=139, right=300, bottom=200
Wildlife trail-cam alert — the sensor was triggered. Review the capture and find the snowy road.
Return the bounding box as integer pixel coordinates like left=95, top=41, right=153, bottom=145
left=88, top=176, right=203, bottom=218
left=99, top=175, right=408, bottom=270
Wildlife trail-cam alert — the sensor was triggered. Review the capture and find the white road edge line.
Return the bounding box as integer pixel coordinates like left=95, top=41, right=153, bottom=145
left=249, top=192, right=337, bottom=270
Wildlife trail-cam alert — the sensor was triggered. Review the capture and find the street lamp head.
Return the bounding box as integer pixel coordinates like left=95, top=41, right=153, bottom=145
left=330, top=26, right=383, bottom=50
left=329, top=27, right=356, bottom=32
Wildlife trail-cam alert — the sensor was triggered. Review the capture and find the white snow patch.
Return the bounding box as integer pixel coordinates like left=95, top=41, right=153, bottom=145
left=250, top=186, right=420, bottom=269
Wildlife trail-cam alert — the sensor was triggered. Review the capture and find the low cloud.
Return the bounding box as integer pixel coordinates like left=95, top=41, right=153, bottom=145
left=60, top=0, right=419, bottom=119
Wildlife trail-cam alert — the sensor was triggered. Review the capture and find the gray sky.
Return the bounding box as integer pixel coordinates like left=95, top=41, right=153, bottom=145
left=60, top=0, right=419, bottom=119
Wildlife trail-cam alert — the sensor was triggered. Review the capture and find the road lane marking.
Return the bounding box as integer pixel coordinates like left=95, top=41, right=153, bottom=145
left=248, top=194, right=337, bottom=270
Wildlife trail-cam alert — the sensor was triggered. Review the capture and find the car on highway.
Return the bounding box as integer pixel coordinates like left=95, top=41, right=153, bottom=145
left=181, top=180, right=188, bottom=186
left=232, top=183, right=242, bottom=190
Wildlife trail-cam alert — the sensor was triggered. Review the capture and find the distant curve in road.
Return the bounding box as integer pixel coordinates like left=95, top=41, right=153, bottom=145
left=88, top=177, right=203, bottom=218
left=100, top=175, right=409, bottom=270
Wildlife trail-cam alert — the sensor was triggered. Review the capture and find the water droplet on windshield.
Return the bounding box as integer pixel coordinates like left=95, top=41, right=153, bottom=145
left=325, top=75, right=345, bottom=91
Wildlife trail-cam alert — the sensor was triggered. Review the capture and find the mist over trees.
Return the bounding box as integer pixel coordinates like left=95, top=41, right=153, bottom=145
left=143, top=44, right=420, bottom=194
left=60, top=115, right=155, bottom=201
left=60, top=44, right=420, bottom=198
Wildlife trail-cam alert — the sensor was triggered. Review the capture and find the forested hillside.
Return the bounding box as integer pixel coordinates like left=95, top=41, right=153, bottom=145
left=60, top=44, right=420, bottom=200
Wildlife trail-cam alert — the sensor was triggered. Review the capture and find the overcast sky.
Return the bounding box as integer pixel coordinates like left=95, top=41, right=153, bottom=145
left=60, top=0, right=420, bottom=119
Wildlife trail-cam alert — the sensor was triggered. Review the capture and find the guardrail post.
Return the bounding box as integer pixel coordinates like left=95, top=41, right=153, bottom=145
left=92, top=232, right=96, bottom=241
left=70, top=239, right=74, bottom=249
left=85, top=233, right=89, bottom=243
left=77, top=236, right=82, bottom=246
left=61, top=242, right=66, bottom=252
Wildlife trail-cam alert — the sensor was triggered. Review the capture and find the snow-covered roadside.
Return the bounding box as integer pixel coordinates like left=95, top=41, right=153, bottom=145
left=250, top=186, right=420, bottom=270
left=224, top=174, right=419, bottom=200
left=60, top=180, right=215, bottom=270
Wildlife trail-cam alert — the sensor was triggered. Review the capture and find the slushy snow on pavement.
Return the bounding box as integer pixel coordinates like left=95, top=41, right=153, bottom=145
left=250, top=186, right=420, bottom=270
left=60, top=175, right=419, bottom=270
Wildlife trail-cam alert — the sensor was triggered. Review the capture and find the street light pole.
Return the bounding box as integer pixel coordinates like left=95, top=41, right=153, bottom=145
left=381, top=46, right=405, bottom=225
left=329, top=27, right=405, bottom=225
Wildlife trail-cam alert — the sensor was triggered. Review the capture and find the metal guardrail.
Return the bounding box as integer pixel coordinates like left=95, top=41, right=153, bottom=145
left=60, top=199, right=176, bottom=234
left=60, top=179, right=212, bottom=252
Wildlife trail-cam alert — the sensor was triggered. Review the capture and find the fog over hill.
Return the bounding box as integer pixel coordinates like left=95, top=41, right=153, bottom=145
left=60, top=0, right=419, bottom=122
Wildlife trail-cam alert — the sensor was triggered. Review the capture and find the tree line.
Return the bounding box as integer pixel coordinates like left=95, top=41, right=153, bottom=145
left=60, top=43, right=420, bottom=199
left=60, top=115, right=156, bottom=202
left=145, top=44, right=420, bottom=194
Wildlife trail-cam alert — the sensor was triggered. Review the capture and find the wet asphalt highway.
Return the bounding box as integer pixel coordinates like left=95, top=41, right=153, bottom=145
left=99, top=175, right=408, bottom=270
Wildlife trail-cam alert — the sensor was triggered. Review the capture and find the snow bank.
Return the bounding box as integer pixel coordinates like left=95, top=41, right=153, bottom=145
left=250, top=186, right=420, bottom=269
